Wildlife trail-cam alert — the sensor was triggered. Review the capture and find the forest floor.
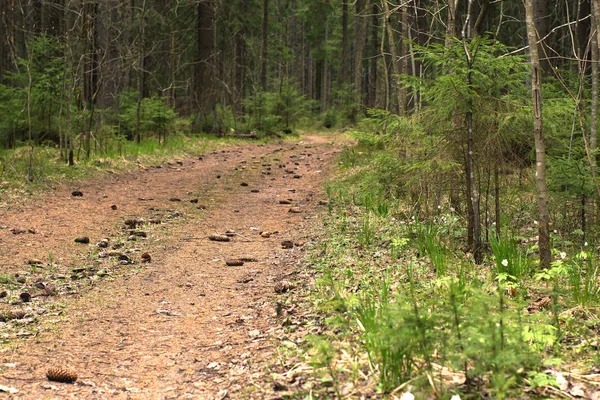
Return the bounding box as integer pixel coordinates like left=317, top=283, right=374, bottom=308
left=0, top=133, right=344, bottom=399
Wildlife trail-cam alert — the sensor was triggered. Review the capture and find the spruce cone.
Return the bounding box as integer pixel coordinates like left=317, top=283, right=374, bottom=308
left=46, top=367, right=78, bottom=383
left=208, top=234, right=230, bottom=242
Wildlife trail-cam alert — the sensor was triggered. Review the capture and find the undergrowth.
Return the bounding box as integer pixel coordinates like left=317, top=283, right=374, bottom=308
left=299, top=140, right=600, bottom=399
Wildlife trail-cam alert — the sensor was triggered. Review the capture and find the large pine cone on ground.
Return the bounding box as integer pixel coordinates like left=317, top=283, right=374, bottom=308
left=46, top=367, right=78, bottom=383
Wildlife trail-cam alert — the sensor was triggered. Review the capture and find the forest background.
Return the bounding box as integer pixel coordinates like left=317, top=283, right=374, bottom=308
left=3, top=0, right=600, bottom=397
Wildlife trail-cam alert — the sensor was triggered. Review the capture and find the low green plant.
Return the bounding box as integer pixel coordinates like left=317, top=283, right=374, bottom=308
left=568, top=251, right=600, bottom=306
left=490, top=234, right=532, bottom=280
left=0, top=274, right=15, bottom=285
left=119, top=90, right=177, bottom=142
left=413, top=223, right=450, bottom=276
left=357, top=216, right=376, bottom=247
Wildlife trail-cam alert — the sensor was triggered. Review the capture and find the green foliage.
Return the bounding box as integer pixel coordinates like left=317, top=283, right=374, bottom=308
left=119, top=90, right=177, bottom=141
left=242, top=81, right=309, bottom=135
left=0, top=36, right=66, bottom=146
left=413, top=224, right=450, bottom=276
left=0, top=84, right=26, bottom=147
left=0, top=274, right=15, bottom=285
left=490, top=234, right=532, bottom=279
left=313, top=201, right=543, bottom=395
left=568, top=252, right=600, bottom=306
left=308, top=137, right=600, bottom=396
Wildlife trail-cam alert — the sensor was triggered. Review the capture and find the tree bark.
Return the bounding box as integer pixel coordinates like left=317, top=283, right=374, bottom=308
left=290, top=0, right=298, bottom=83
left=261, top=0, right=269, bottom=92
left=341, top=0, right=349, bottom=84
left=321, top=20, right=329, bottom=112
left=196, top=0, right=216, bottom=118
left=591, top=1, right=598, bottom=181
left=533, top=0, right=551, bottom=72
left=382, top=0, right=403, bottom=114
left=353, top=0, right=371, bottom=120
left=445, top=0, right=458, bottom=46
left=473, top=0, right=490, bottom=37
left=525, top=0, right=552, bottom=269
left=368, top=3, right=377, bottom=109
left=400, top=3, right=409, bottom=113
left=462, top=0, right=483, bottom=262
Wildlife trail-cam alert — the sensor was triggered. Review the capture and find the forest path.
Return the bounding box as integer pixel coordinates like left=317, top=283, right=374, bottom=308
left=0, top=133, right=343, bottom=399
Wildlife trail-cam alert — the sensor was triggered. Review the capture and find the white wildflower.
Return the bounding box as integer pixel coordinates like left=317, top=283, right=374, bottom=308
left=560, top=252, right=566, bottom=259
left=399, top=393, right=415, bottom=400
left=584, top=241, right=588, bottom=246
left=451, top=396, right=461, bottom=400
left=501, top=259, right=509, bottom=267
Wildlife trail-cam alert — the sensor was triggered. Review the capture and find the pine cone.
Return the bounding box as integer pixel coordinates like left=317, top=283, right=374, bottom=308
left=46, top=367, right=78, bottom=383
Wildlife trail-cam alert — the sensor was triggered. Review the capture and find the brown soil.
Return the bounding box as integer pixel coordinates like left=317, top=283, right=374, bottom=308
left=0, top=134, right=343, bottom=399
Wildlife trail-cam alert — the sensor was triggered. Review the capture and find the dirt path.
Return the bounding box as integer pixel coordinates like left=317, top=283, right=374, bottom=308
left=0, top=134, right=342, bottom=399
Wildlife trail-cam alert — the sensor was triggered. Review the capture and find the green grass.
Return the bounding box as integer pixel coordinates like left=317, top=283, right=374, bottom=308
left=0, top=274, right=15, bottom=285
left=295, top=144, right=600, bottom=399
left=0, top=134, right=261, bottom=203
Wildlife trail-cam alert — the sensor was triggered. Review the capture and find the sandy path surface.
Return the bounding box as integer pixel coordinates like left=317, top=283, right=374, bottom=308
left=0, top=134, right=342, bottom=399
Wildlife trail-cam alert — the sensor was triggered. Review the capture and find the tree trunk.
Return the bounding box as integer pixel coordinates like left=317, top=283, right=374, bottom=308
left=341, top=0, right=349, bottom=84
left=83, top=1, right=99, bottom=157
left=400, top=3, right=409, bottom=113
left=0, top=1, right=15, bottom=82
left=196, top=0, right=216, bottom=120
left=591, top=2, right=598, bottom=198
left=291, top=0, right=298, bottom=83
left=382, top=0, right=402, bottom=114
left=353, top=0, right=371, bottom=120
left=321, top=20, right=329, bottom=112
left=462, top=0, right=483, bottom=262
left=533, top=0, right=551, bottom=72
left=495, top=163, right=500, bottom=237
left=445, top=0, right=458, bottom=46
left=135, top=0, right=147, bottom=144
left=525, top=0, right=552, bottom=269
left=577, top=0, right=592, bottom=62
left=306, top=39, right=313, bottom=100
left=261, top=0, right=269, bottom=92
left=368, top=3, right=377, bottom=109
left=473, top=0, right=490, bottom=37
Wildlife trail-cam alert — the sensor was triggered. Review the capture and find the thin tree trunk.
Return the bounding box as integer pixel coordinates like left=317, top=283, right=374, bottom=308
left=495, top=163, right=501, bottom=237
left=464, top=149, right=474, bottom=250
left=592, top=0, right=600, bottom=187
left=382, top=0, right=402, bottom=114
left=368, top=3, right=377, bottom=109
left=196, top=0, right=216, bottom=119
left=321, top=20, right=329, bottom=112
left=400, top=3, right=409, bottom=113
left=445, top=0, right=458, bottom=46
left=261, top=0, right=269, bottom=92
left=307, top=41, right=313, bottom=100
left=463, top=0, right=482, bottom=262
left=291, top=0, right=298, bottom=82
left=380, top=10, right=390, bottom=112
left=525, top=0, right=552, bottom=269
left=591, top=3, right=598, bottom=221
left=135, top=0, right=147, bottom=144
left=341, top=0, right=349, bottom=84
left=473, top=0, right=490, bottom=36
left=26, top=44, right=33, bottom=182
left=353, top=0, right=371, bottom=120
